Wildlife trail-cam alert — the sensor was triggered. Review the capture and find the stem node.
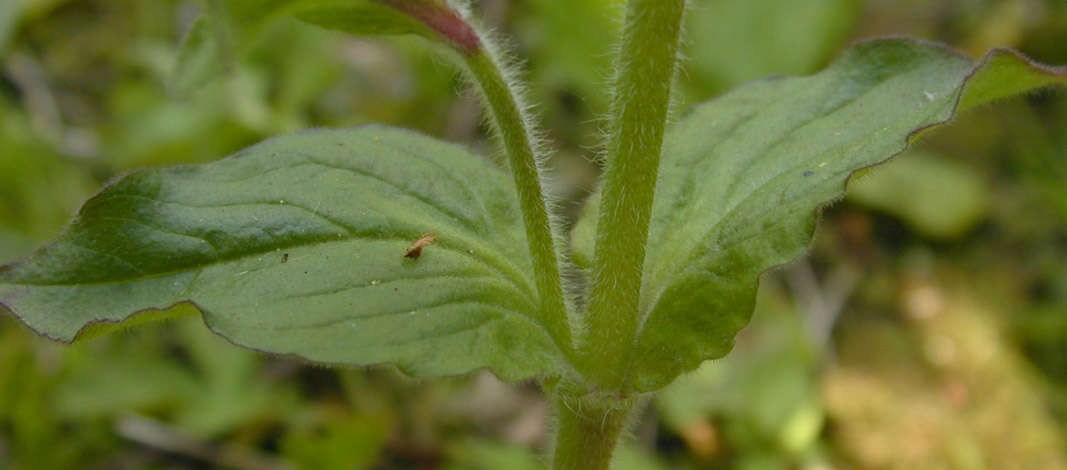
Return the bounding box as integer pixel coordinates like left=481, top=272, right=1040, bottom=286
left=549, top=382, right=645, bottom=470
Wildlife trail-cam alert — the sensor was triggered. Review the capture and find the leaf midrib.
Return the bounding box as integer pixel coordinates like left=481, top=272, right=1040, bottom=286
left=28, top=190, right=537, bottom=301
left=8, top=228, right=535, bottom=307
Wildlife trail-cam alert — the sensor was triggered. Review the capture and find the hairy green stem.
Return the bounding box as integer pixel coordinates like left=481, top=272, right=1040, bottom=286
left=550, top=384, right=641, bottom=470
left=582, top=0, right=688, bottom=389
left=460, top=46, right=573, bottom=356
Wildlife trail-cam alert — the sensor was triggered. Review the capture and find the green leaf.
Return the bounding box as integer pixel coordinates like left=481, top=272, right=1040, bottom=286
left=524, top=0, right=621, bottom=111
left=0, top=99, right=98, bottom=244
left=848, top=150, right=989, bottom=239
left=444, top=439, right=543, bottom=470
left=172, top=0, right=480, bottom=93
left=282, top=412, right=387, bottom=469
left=171, top=14, right=230, bottom=96
left=573, top=39, right=1067, bottom=392
left=0, top=0, right=19, bottom=54
left=656, top=283, right=822, bottom=457
left=169, top=317, right=298, bottom=437
left=685, top=0, right=860, bottom=94
left=568, top=190, right=598, bottom=271
left=0, top=126, right=561, bottom=382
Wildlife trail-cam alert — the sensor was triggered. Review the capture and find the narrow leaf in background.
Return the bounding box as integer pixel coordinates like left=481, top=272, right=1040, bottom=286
left=173, top=0, right=479, bottom=95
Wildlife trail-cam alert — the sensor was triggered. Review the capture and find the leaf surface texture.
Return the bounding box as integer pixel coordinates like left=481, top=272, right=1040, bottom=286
left=0, top=127, right=559, bottom=381
left=573, top=39, right=1067, bottom=391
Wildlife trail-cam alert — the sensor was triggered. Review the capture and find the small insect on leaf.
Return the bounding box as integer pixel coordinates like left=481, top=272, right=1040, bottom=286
left=404, top=233, right=438, bottom=259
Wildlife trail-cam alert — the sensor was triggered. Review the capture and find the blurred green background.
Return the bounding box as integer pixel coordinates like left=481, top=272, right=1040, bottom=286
left=1, top=0, right=1066, bottom=468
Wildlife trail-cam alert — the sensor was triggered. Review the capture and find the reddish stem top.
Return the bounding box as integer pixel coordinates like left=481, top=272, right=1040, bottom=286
left=379, top=0, right=481, bottom=54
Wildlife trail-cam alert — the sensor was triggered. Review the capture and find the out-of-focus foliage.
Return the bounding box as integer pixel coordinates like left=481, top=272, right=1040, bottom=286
left=0, top=2, right=16, bottom=53
left=171, top=0, right=478, bottom=97
left=848, top=150, right=990, bottom=239
left=683, top=0, right=861, bottom=97
left=0, top=98, right=96, bottom=256
left=518, top=0, right=620, bottom=145
left=826, top=277, right=1067, bottom=469
left=657, top=281, right=826, bottom=469
left=1, top=0, right=1066, bottom=468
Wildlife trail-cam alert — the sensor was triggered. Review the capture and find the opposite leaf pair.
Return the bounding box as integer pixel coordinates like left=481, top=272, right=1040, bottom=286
left=3, top=35, right=1065, bottom=393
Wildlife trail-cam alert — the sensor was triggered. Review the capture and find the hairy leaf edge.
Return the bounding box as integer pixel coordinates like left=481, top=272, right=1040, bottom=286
left=624, top=37, right=1066, bottom=392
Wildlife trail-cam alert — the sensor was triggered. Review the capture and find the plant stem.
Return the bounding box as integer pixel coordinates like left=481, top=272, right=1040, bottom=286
left=582, top=0, right=687, bottom=389
left=550, top=386, right=641, bottom=470
left=460, top=45, right=572, bottom=356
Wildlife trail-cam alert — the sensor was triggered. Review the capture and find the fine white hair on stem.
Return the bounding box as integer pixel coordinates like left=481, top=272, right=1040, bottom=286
left=593, top=0, right=690, bottom=171
left=586, top=0, right=630, bottom=170
left=454, top=8, right=584, bottom=334
left=445, top=0, right=473, bottom=17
